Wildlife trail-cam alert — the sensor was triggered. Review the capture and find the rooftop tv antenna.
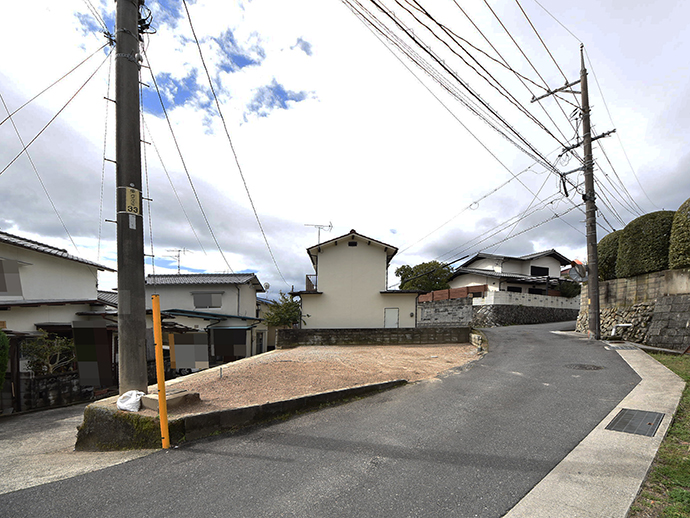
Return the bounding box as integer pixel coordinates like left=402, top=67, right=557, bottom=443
left=166, top=248, right=192, bottom=274
left=305, top=222, right=333, bottom=244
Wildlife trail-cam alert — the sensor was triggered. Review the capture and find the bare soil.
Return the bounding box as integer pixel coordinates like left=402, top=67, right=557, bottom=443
left=138, top=344, right=480, bottom=419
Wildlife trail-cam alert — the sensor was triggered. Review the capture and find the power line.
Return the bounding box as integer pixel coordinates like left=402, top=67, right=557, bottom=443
left=142, top=50, right=233, bottom=272
left=0, top=44, right=108, bottom=128
left=181, top=0, right=289, bottom=287
left=0, top=48, right=113, bottom=177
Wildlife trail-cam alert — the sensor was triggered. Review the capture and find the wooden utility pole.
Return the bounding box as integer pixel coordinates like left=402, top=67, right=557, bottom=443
left=580, top=45, right=601, bottom=339
left=115, top=0, right=148, bottom=393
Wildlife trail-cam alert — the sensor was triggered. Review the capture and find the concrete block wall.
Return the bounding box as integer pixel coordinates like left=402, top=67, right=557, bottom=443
left=277, top=327, right=470, bottom=347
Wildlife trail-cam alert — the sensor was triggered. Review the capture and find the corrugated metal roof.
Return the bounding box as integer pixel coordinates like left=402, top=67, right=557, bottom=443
left=145, top=273, right=264, bottom=290
left=0, top=230, right=115, bottom=271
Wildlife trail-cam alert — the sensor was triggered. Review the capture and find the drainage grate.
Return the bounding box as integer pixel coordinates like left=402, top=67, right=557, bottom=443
left=605, top=409, right=665, bottom=437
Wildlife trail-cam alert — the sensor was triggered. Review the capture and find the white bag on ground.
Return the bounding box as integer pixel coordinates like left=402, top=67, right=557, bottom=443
left=117, top=390, right=145, bottom=412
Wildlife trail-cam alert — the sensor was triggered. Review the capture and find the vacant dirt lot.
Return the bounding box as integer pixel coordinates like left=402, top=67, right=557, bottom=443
left=137, top=344, right=481, bottom=418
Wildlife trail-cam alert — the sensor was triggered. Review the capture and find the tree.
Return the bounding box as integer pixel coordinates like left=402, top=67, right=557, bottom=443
left=395, top=261, right=454, bottom=291
left=263, top=292, right=304, bottom=328
left=21, top=331, right=76, bottom=375
left=0, top=331, right=9, bottom=387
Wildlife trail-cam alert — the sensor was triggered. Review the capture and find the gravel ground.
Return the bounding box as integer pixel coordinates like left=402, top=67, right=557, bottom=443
left=138, top=344, right=480, bottom=418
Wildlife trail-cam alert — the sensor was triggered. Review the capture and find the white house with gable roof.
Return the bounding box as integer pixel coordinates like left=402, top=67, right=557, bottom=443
left=293, top=229, right=419, bottom=329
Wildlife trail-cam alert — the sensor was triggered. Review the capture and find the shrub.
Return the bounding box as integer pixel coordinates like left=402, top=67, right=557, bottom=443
left=669, top=197, right=690, bottom=270
left=616, top=211, right=675, bottom=278
left=597, top=230, right=621, bottom=280
left=21, top=331, right=76, bottom=375
left=0, top=331, right=9, bottom=387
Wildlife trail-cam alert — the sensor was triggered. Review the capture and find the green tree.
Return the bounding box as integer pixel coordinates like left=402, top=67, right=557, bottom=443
left=558, top=279, right=582, bottom=298
left=21, top=331, right=76, bottom=375
left=0, top=331, right=9, bottom=387
left=395, top=261, right=453, bottom=291
left=263, top=292, right=304, bottom=328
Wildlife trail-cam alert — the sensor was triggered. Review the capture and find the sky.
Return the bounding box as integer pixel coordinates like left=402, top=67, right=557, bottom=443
left=1, top=0, right=688, bottom=297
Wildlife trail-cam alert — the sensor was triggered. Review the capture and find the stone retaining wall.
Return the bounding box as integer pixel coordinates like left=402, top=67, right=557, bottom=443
left=20, top=371, right=93, bottom=412
left=577, top=269, right=690, bottom=351
left=277, top=327, right=470, bottom=348
left=472, top=305, right=579, bottom=327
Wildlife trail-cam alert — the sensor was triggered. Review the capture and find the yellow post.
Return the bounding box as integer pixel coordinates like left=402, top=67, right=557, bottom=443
left=152, top=294, right=170, bottom=449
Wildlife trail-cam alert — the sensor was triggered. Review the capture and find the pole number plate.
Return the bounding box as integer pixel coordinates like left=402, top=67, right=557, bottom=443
left=126, top=188, right=140, bottom=215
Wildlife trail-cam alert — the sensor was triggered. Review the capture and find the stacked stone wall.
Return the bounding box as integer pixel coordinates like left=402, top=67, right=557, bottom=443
left=472, top=305, right=579, bottom=327
left=577, top=269, right=690, bottom=351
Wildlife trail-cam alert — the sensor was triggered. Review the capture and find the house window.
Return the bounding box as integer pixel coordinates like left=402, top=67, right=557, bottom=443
left=193, top=292, right=223, bottom=309
left=348, top=241, right=358, bottom=247
left=530, top=266, right=549, bottom=277
left=528, top=288, right=545, bottom=295
left=0, top=259, right=22, bottom=296
left=507, top=286, right=522, bottom=293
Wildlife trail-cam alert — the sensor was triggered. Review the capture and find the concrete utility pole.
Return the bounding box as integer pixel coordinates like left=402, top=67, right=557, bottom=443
left=115, top=0, right=148, bottom=393
left=531, top=44, right=611, bottom=340
left=580, top=45, right=601, bottom=340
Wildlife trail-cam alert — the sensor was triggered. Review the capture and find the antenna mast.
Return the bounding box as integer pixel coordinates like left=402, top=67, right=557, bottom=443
left=304, top=222, right=333, bottom=244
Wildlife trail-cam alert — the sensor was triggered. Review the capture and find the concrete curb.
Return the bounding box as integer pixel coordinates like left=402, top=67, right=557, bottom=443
left=75, top=379, right=407, bottom=451
left=504, top=343, right=686, bottom=518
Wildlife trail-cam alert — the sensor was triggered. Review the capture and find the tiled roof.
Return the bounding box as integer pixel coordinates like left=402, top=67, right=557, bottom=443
left=146, top=273, right=264, bottom=291
left=451, top=267, right=555, bottom=283
left=98, top=290, right=119, bottom=307
left=462, top=249, right=571, bottom=267
left=0, top=230, right=115, bottom=271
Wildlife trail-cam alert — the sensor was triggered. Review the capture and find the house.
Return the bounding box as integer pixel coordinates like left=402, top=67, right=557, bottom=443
left=293, top=229, right=419, bottom=328
left=448, top=250, right=571, bottom=295
left=0, top=230, right=116, bottom=412
left=144, top=273, right=265, bottom=366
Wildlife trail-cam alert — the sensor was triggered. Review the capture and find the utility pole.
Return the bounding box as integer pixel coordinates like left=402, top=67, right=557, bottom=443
left=580, top=45, right=601, bottom=339
left=115, top=0, right=148, bottom=393
left=531, top=44, right=611, bottom=340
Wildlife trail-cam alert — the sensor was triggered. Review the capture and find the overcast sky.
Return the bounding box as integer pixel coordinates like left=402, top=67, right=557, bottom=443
left=1, top=0, right=688, bottom=296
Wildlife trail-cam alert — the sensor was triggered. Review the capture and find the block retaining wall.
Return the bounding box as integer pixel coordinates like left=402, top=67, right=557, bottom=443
left=277, top=327, right=470, bottom=347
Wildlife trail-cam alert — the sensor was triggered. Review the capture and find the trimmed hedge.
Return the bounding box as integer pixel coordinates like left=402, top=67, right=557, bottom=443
left=597, top=230, right=620, bottom=280
left=616, top=210, right=675, bottom=279
left=669, top=197, right=690, bottom=270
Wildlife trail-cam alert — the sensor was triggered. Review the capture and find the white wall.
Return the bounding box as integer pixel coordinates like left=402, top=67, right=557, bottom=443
left=146, top=282, right=258, bottom=317
left=0, top=304, right=101, bottom=334
left=473, top=291, right=580, bottom=309
left=1, top=245, right=99, bottom=301
left=449, top=273, right=500, bottom=291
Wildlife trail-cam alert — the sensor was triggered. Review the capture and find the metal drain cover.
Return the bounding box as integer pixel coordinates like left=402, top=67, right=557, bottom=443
left=605, top=409, right=664, bottom=437
left=564, top=364, right=605, bottom=370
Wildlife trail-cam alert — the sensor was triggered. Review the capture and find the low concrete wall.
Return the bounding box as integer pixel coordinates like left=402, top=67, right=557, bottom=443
left=19, top=371, right=93, bottom=412
left=277, top=327, right=470, bottom=347
left=473, top=291, right=580, bottom=309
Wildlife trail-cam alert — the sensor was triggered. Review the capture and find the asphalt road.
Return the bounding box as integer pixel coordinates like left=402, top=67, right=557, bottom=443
left=0, top=322, right=640, bottom=517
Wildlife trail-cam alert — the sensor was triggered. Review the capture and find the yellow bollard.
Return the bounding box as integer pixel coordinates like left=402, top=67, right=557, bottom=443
left=152, top=294, right=170, bottom=449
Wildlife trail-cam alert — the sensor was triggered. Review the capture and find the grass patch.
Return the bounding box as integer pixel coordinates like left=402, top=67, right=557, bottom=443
left=629, top=352, right=690, bottom=518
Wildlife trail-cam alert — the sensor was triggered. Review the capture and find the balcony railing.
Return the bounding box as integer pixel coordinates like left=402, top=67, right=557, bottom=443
left=305, top=274, right=318, bottom=292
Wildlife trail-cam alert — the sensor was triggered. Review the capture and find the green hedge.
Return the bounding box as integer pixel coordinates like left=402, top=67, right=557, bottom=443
left=616, top=210, right=675, bottom=278
left=597, top=230, right=620, bottom=280
left=669, top=197, right=690, bottom=270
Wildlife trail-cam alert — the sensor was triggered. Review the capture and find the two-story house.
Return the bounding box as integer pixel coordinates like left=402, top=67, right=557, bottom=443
left=0, top=230, right=116, bottom=412
left=448, top=250, right=571, bottom=295
left=144, top=273, right=265, bottom=367
left=294, top=230, right=419, bottom=329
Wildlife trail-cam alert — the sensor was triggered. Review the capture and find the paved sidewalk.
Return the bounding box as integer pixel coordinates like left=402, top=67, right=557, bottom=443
left=506, top=337, right=685, bottom=518
left=0, top=403, right=153, bottom=495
